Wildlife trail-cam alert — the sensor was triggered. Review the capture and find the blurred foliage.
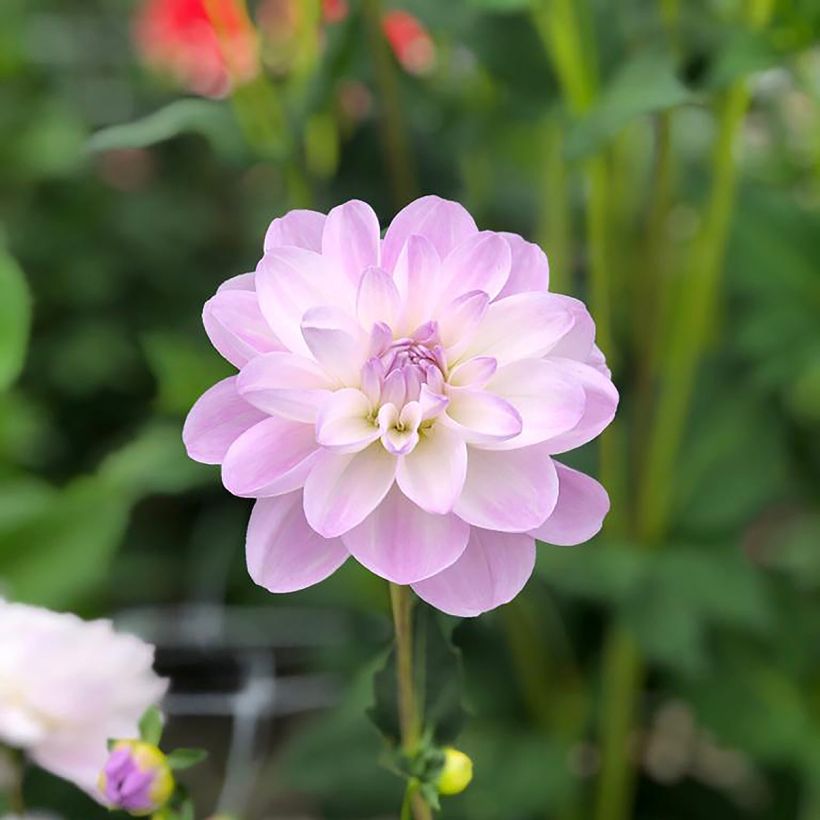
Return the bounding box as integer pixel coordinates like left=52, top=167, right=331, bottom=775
left=0, top=0, right=818, bottom=818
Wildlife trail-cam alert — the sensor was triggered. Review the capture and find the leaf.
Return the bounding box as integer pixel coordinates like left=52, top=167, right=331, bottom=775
left=369, top=605, right=467, bottom=748
left=0, top=245, right=32, bottom=390
left=539, top=541, right=772, bottom=675
left=535, top=540, right=646, bottom=603
left=142, top=332, right=232, bottom=417
left=0, top=476, right=131, bottom=608
left=166, top=748, right=208, bottom=770
left=98, top=423, right=210, bottom=500
left=87, top=99, right=244, bottom=159
left=704, top=30, right=782, bottom=90
left=139, top=706, right=164, bottom=746
left=466, top=0, right=533, bottom=9
left=565, top=50, right=693, bottom=160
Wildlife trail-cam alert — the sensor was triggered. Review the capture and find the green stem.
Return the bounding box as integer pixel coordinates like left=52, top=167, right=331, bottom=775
left=1, top=748, right=25, bottom=813
left=636, top=41, right=768, bottom=546
left=537, top=116, right=572, bottom=296
left=595, top=5, right=775, bottom=820
left=592, top=627, right=643, bottom=820
left=631, top=112, right=674, bottom=505
left=389, top=584, right=431, bottom=820
left=362, top=0, right=417, bottom=208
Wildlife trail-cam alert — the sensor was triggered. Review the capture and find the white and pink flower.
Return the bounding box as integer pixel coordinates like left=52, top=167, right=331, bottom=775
left=0, top=601, right=167, bottom=797
left=184, top=196, right=618, bottom=616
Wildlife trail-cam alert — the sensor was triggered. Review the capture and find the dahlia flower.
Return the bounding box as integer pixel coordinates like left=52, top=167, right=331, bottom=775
left=183, top=196, right=618, bottom=616
left=382, top=10, right=436, bottom=76
left=134, top=0, right=259, bottom=98
left=0, top=601, right=167, bottom=797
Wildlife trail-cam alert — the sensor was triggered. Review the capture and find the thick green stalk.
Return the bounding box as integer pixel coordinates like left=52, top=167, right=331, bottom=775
left=595, top=4, right=775, bottom=820
left=362, top=0, right=417, bottom=208
left=389, top=584, right=432, bottom=820
left=536, top=118, right=571, bottom=296
left=636, top=64, right=762, bottom=544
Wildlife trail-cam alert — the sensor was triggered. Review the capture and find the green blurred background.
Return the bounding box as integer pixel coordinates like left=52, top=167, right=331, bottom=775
left=1, top=0, right=820, bottom=817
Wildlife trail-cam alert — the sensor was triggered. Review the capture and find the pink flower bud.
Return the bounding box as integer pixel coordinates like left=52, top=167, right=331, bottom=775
left=99, top=740, right=174, bottom=816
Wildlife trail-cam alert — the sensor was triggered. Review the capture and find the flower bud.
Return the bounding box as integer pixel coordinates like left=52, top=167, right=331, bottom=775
left=436, top=747, right=473, bottom=796
left=98, top=740, right=174, bottom=816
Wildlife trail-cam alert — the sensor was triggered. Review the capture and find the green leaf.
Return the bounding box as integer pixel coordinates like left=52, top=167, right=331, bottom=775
left=565, top=50, right=693, bottom=160
left=177, top=799, right=195, bottom=820
left=139, top=706, right=164, bottom=746
left=98, top=423, right=210, bottom=500
left=0, top=477, right=131, bottom=608
left=0, top=245, right=32, bottom=390
left=166, top=748, right=208, bottom=770
left=87, top=99, right=244, bottom=159
left=369, top=605, right=466, bottom=748
left=705, top=30, right=782, bottom=90
left=466, top=0, right=533, bottom=10
left=142, top=332, right=232, bottom=417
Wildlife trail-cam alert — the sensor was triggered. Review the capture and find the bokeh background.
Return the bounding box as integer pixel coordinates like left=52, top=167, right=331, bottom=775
left=1, top=0, right=820, bottom=818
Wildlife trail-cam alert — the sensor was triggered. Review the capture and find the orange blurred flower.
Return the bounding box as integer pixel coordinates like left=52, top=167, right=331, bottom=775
left=134, top=0, right=259, bottom=98
left=381, top=10, right=435, bottom=76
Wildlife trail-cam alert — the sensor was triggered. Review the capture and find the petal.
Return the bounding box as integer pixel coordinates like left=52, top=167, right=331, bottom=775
left=393, top=234, right=442, bottom=332
left=587, top=343, right=611, bottom=378
left=246, top=492, right=348, bottom=592
left=412, top=528, right=536, bottom=617
left=481, top=358, right=587, bottom=450
left=316, top=388, right=380, bottom=452
left=397, top=423, right=467, bottom=513
left=457, top=292, right=575, bottom=366
left=183, top=376, right=267, bottom=465
left=542, top=359, right=619, bottom=453
left=217, top=271, right=256, bottom=292
left=264, top=209, right=326, bottom=252
left=322, top=200, right=381, bottom=283
left=222, top=417, right=318, bottom=497
left=303, top=445, right=397, bottom=537
left=438, top=290, right=490, bottom=356
left=342, top=486, right=469, bottom=584
left=301, top=306, right=369, bottom=384
left=237, top=351, right=333, bottom=422
left=357, top=266, right=401, bottom=329
left=203, top=290, right=281, bottom=368
left=256, top=246, right=350, bottom=355
left=444, top=390, right=522, bottom=443
left=547, top=295, right=596, bottom=361
left=382, top=195, right=478, bottom=273
left=529, top=463, right=609, bottom=546
left=453, top=445, right=558, bottom=532
left=497, top=232, right=549, bottom=298
left=448, top=357, right=497, bottom=388
left=439, top=231, right=512, bottom=302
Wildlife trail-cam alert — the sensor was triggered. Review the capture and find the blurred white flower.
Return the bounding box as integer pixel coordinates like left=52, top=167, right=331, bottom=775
left=0, top=601, right=167, bottom=798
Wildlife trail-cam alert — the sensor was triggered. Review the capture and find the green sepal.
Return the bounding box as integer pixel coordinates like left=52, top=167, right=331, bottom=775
left=138, top=706, right=164, bottom=746
left=166, top=748, right=208, bottom=771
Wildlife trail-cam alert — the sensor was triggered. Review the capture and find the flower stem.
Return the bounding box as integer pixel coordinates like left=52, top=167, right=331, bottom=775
left=594, top=4, right=775, bottom=820
left=1, top=748, right=25, bottom=813
left=389, top=583, right=431, bottom=820
left=362, top=0, right=417, bottom=208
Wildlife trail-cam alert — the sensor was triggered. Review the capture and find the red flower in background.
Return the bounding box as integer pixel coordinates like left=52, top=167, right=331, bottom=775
left=382, top=10, right=435, bottom=76
left=322, top=0, right=349, bottom=24
left=134, top=0, right=259, bottom=98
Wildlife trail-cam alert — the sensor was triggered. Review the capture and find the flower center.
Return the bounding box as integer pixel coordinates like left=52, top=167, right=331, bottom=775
left=368, top=321, right=446, bottom=406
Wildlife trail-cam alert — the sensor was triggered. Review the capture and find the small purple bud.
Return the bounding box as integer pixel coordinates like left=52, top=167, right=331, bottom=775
left=98, top=740, right=174, bottom=816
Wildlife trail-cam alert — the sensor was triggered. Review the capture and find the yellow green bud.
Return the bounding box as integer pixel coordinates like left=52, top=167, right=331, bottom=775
left=436, top=747, right=473, bottom=796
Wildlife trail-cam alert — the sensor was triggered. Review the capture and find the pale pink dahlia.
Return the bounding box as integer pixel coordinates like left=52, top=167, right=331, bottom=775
left=183, top=197, right=618, bottom=616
